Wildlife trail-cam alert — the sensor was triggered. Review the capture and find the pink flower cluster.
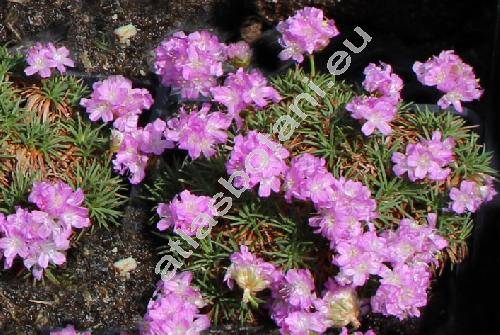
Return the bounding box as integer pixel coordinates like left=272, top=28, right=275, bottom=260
left=413, top=50, right=483, bottom=114
left=277, top=7, right=340, bottom=63
left=50, top=325, right=91, bottom=335
left=211, top=68, right=282, bottom=128
left=157, top=190, right=218, bottom=237
left=392, top=130, right=455, bottom=182
left=154, top=31, right=226, bottom=99
left=24, top=42, right=74, bottom=78
left=308, top=177, right=378, bottom=247
left=226, top=41, right=252, bottom=67
left=80, top=75, right=154, bottom=132
left=225, top=245, right=279, bottom=304
left=449, top=178, right=497, bottom=214
left=0, top=181, right=90, bottom=279
left=113, top=120, right=174, bottom=184
left=346, top=63, right=403, bottom=136
left=141, top=272, right=210, bottom=335
left=165, top=104, right=232, bottom=159
left=270, top=269, right=330, bottom=335
left=226, top=131, right=290, bottom=197
left=330, top=213, right=447, bottom=319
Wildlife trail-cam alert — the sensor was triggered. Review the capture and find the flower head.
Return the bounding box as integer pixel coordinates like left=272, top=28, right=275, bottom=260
left=80, top=75, right=153, bottom=131
left=315, top=278, right=361, bottom=328
left=413, top=50, right=483, bottom=113
left=165, top=104, right=231, bottom=159
left=155, top=31, right=226, bottom=99
left=363, top=62, right=403, bottom=100
left=142, top=272, right=210, bottom=335
left=346, top=96, right=398, bottom=136
left=157, top=190, right=218, bottom=236
left=25, top=42, right=75, bottom=78
left=226, top=131, right=289, bottom=197
left=226, top=41, right=252, bottom=67
left=225, top=245, right=278, bottom=303
left=449, top=178, right=497, bottom=214
left=211, top=68, right=281, bottom=128
left=392, top=131, right=455, bottom=182
left=50, top=325, right=91, bottom=335
left=277, top=7, right=340, bottom=63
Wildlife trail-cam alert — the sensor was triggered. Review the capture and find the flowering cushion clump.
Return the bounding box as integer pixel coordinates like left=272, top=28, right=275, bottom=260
left=147, top=10, right=495, bottom=332
left=0, top=181, right=90, bottom=279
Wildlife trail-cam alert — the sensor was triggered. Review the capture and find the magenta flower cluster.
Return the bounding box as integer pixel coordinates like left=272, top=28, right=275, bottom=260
left=226, top=41, right=252, bottom=67
left=112, top=120, right=174, bottom=184
left=449, top=178, right=497, bottom=214
left=25, top=42, right=74, bottom=78
left=165, top=104, right=232, bottom=159
left=50, top=325, right=91, bottom=335
left=276, top=7, right=340, bottom=63
left=224, top=245, right=280, bottom=304
left=346, top=63, right=403, bottom=136
left=392, top=130, right=455, bottom=182
left=80, top=75, right=154, bottom=132
left=226, top=131, right=290, bottom=197
left=154, top=31, right=226, bottom=99
left=0, top=181, right=90, bottom=280
left=141, top=271, right=210, bottom=335
left=211, top=68, right=282, bottom=128
left=157, top=190, right=218, bottom=237
left=413, top=50, right=483, bottom=114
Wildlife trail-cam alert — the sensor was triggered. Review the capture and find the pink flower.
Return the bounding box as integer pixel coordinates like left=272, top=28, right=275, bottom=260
left=24, top=43, right=55, bottom=78
left=24, top=42, right=75, bottom=78
left=50, top=325, right=91, bottom=335
left=371, top=263, right=431, bottom=320
left=363, top=62, right=403, bottom=100
left=46, top=43, right=75, bottom=74
left=382, top=214, right=448, bottom=265
left=142, top=272, right=210, bottom=335
left=113, top=129, right=149, bottom=184
left=157, top=190, right=218, bottom=236
left=283, top=311, right=329, bottom=335
left=165, top=104, right=231, bottom=159
left=392, top=131, right=455, bottom=182
left=226, top=131, right=289, bottom=197
left=0, top=181, right=90, bottom=280
left=277, top=7, right=340, bottom=63
left=80, top=75, right=153, bottom=131
left=449, top=178, right=496, bottom=214
left=315, top=278, right=361, bottom=328
left=155, top=31, right=226, bottom=99
left=283, top=153, right=334, bottom=203
left=141, top=119, right=174, bottom=155
left=413, top=50, right=483, bottom=113
left=309, top=177, right=378, bottom=246
left=211, top=68, right=281, bottom=128
left=226, top=41, right=252, bottom=67
left=279, top=269, right=317, bottom=309
left=346, top=96, right=398, bottom=136
left=224, top=245, right=278, bottom=303
left=333, top=232, right=386, bottom=287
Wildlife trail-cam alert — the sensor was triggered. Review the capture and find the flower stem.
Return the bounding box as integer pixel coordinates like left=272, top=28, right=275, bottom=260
left=309, top=54, right=316, bottom=78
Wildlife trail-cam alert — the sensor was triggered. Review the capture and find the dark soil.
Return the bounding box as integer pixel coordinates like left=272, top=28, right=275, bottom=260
left=0, top=205, right=157, bottom=335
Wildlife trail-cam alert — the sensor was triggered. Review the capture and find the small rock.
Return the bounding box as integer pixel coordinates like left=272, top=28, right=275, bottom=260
left=113, top=257, right=138, bottom=279
left=112, top=247, right=118, bottom=253
left=112, top=14, right=118, bottom=20
left=114, top=24, right=137, bottom=46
